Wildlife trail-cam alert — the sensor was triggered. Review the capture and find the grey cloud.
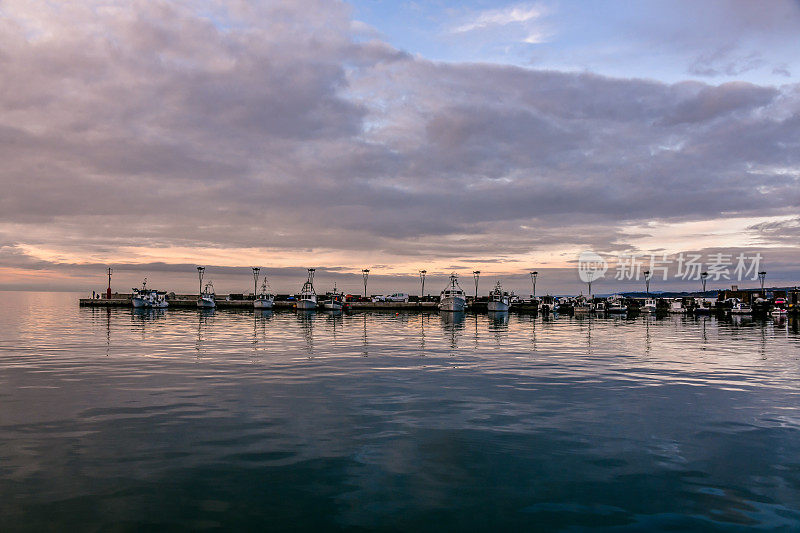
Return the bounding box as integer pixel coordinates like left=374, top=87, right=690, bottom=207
left=0, top=1, right=799, bottom=291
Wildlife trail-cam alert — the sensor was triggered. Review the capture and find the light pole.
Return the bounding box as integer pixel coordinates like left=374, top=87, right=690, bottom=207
left=419, top=270, right=427, bottom=298
left=701, top=271, right=708, bottom=294
left=587, top=271, right=594, bottom=298
left=252, top=267, right=260, bottom=298
left=531, top=271, right=538, bottom=297
left=106, top=267, right=113, bottom=299
left=362, top=269, right=370, bottom=298
left=473, top=271, right=480, bottom=300
left=758, top=271, right=766, bottom=295
left=197, top=266, right=205, bottom=294
left=644, top=270, right=651, bottom=296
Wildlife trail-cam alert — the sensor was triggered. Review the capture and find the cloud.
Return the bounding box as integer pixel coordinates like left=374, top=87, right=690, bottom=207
left=0, top=0, right=798, bottom=292
left=452, top=4, right=546, bottom=34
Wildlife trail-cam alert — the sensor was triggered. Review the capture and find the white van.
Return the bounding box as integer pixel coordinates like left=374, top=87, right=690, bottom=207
left=385, top=293, right=409, bottom=302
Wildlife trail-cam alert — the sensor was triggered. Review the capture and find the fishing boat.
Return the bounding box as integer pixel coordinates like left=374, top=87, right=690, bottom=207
left=197, top=282, right=216, bottom=309
left=254, top=277, right=274, bottom=309
left=728, top=299, right=752, bottom=315
left=668, top=299, right=685, bottom=314
left=641, top=298, right=657, bottom=314
left=771, top=307, right=787, bottom=317
left=132, top=279, right=169, bottom=308
left=131, top=279, right=149, bottom=308
left=607, top=295, right=627, bottom=314
left=438, top=273, right=467, bottom=312
left=296, top=269, right=317, bottom=310
left=324, top=282, right=345, bottom=311
left=487, top=281, right=510, bottom=312
left=573, top=296, right=591, bottom=315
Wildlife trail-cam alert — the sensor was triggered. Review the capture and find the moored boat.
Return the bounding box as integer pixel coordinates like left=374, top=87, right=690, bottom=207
left=641, top=298, right=657, bottom=314
left=296, top=268, right=318, bottom=310
left=254, top=277, right=275, bottom=309
left=607, top=295, right=627, bottom=314
left=439, top=273, right=467, bottom=312
left=487, top=281, right=510, bottom=312
left=324, top=282, right=345, bottom=310
left=728, top=299, right=752, bottom=315
left=197, top=282, right=216, bottom=309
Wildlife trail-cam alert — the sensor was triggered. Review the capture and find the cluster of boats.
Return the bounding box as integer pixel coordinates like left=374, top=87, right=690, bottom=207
left=130, top=279, right=168, bottom=309
left=128, top=268, right=794, bottom=319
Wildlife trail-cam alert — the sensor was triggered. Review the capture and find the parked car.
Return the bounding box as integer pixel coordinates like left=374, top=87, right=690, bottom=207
left=371, top=295, right=386, bottom=302
left=385, top=293, right=409, bottom=302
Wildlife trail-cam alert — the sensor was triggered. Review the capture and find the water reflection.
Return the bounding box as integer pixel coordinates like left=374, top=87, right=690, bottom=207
left=5, top=294, right=800, bottom=531
left=439, top=311, right=465, bottom=350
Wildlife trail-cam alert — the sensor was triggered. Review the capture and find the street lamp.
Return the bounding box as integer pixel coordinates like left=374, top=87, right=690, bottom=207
left=587, top=271, right=594, bottom=297
left=758, top=271, right=766, bottom=295
left=644, top=270, right=651, bottom=296
left=701, top=271, right=708, bottom=294
left=252, top=267, right=260, bottom=299
left=197, top=266, right=205, bottom=294
left=362, top=269, right=370, bottom=298
left=419, top=270, right=427, bottom=298
left=531, top=271, right=538, bottom=297
left=106, top=267, right=113, bottom=299
left=473, top=271, right=480, bottom=300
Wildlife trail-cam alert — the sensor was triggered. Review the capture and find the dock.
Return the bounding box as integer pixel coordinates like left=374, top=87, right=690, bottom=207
left=79, top=295, right=439, bottom=310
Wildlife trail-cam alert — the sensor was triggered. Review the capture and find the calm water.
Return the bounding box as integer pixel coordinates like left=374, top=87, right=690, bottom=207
left=1, top=292, right=800, bottom=531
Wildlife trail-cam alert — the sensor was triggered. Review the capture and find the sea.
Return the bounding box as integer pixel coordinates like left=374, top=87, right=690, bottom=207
left=1, top=291, right=799, bottom=531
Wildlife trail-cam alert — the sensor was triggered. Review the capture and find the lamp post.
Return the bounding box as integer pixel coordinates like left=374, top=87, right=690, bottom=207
left=587, top=271, right=594, bottom=298
left=106, top=267, right=113, bottom=299
left=197, top=266, right=205, bottom=294
left=701, top=271, right=708, bottom=294
left=252, top=267, right=260, bottom=299
left=531, top=271, right=538, bottom=297
left=473, top=271, right=480, bottom=301
left=758, top=271, right=766, bottom=295
left=419, top=270, right=427, bottom=298
left=644, top=270, right=651, bottom=296
left=362, top=269, right=370, bottom=298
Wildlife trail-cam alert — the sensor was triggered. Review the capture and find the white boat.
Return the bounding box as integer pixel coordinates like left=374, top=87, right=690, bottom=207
left=728, top=299, right=752, bottom=315
left=132, top=279, right=168, bottom=308
left=324, top=282, right=345, bottom=310
left=607, top=295, right=627, bottom=314
left=438, top=273, right=467, bottom=312
left=487, top=281, right=510, bottom=312
left=197, top=282, right=216, bottom=309
left=641, top=298, right=657, bottom=314
left=574, top=296, right=591, bottom=314
left=131, top=279, right=149, bottom=308
left=668, top=299, right=685, bottom=314
left=146, top=291, right=168, bottom=308
left=296, top=269, right=317, bottom=310
left=254, top=277, right=275, bottom=309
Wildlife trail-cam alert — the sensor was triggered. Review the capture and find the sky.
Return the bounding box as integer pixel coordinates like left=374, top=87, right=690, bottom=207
left=0, top=0, right=799, bottom=296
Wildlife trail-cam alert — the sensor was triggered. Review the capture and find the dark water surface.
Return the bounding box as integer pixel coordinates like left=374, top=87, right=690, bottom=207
left=1, top=292, right=800, bottom=531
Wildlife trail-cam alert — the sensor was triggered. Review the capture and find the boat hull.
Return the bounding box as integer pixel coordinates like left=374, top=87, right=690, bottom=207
left=487, top=300, right=509, bottom=312
left=132, top=297, right=147, bottom=308
left=197, top=298, right=216, bottom=309
left=254, top=299, right=274, bottom=309
left=438, top=297, right=466, bottom=312
left=296, top=299, right=317, bottom=310
left=324, top=301, right=343, bottom=310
